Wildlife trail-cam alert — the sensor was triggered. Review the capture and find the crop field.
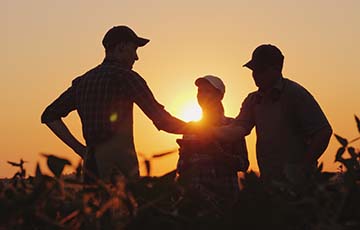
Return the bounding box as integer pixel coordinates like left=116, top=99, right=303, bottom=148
left=1, top=118, right=360, bottom=230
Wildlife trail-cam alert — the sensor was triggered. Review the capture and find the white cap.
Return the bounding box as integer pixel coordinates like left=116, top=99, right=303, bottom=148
left=195, top=75, right=225, bottom=95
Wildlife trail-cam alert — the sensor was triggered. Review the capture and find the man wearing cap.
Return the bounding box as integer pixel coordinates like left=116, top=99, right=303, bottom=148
left=176, top=75, right=249, bottom=206
left=211, top=44, right=332, bottom=188
left=41, top=25, right=187, bottom=183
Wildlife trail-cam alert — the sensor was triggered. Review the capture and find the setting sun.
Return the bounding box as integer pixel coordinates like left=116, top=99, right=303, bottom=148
left=2, top=0, right=359, bottom=183
left=178, top=102, right=202, bottom=122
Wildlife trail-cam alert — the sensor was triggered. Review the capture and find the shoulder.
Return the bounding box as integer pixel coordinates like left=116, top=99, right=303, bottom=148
left=103, top=66, right=148, bottom=88
left=70, top=66, right=147, bottom=90
left=241, top=91, right=259, bottom=106
left=114, top=68, right=147, bottom=85
left=71, top=76, right=82, bottom=86
left=282, top=78, right=326, bottom=117
left=284, top=78, right=313, bottom=97
left=127, top=70, right=146, bottom=82
left=246, top=91, right=259, bottom=98
left=96, top=62, right=145, bottom=80
left=70, top=65, right=104, bottom=85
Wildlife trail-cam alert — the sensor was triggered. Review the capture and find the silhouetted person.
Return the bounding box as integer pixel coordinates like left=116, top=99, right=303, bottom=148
left=41, top=25, right=187, bottom=183
left=209, top=44, right=332, bottom=187
left=176, top=75, right=249, bottom=205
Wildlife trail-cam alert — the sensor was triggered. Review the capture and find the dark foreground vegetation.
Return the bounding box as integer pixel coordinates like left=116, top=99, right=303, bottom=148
left=1, top=116, right=360, bottom=230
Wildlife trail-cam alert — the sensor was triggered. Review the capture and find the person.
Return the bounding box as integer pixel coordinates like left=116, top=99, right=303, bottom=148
left=176, top=75, right=249, bottom=205
left=41, top=25, right=187, bottom=183
left=208, top=44, right=332, bottom=188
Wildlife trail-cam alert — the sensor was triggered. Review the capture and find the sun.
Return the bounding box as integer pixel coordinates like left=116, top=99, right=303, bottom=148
left=179, top=102, right=202, bottom=122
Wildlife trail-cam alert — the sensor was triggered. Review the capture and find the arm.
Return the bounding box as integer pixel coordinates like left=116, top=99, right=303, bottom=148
left=45, top=120, right=86, bottom=158
left=303, top=124, right=332, bottom=166
left=127, top=72, right=187, bottom=134
left=41, top=80, right=86, bottom=158
left=152, top=111, right=188, bottom=134
left=292, top=84, right=333, bottom=167
left=209, top=93, right=256, bottom=142
left=284, top=124, right=332, bottom=183
left=212, top=125, right=250, bottom=142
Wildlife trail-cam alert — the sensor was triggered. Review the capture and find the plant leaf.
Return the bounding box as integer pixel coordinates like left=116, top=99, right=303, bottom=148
left=317, top=162, right=323, bottom=172
left=35, top=162, right=42, bottom=178
left=145, top=160, right=151, bottom=177
left=335, top=147, right=346, bottom=162
left=41, top=153, right=71, bottom=177
left=348, top=147, right=357, bottom=159
left=334, top=134, right=348, bottom=147
left=75, top=160, right=82, bottom=181
left=355, top=115, right=360, bottom=133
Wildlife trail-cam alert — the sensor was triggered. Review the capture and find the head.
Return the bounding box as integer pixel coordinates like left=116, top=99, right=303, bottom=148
left=243, top=44, right=284, bottom=91
left=195, top=75, right=225, bottom=109
left=102, top=25, right=150, bottom=69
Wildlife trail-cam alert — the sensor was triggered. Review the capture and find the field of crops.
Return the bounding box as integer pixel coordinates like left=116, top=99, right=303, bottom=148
left=1, top=119, right=360, bottom=230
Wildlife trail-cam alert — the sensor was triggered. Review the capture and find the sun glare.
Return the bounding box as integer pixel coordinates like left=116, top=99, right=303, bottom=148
left=179, top=102, right=202, bottom=122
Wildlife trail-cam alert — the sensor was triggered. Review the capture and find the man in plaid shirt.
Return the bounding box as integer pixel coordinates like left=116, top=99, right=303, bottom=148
left=41, top=25, right=187, bottom=183
left=208, top=44, right=332, bottom=188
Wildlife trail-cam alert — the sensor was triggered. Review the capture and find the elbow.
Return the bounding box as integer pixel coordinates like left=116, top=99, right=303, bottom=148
left=41, top=110, right=49, bottom=124
left=313, top=124, right=332, bottom=141
left=319, top=124, right=333, bottom=152
left=41, top=108, right=59, bottom=124
left=153, top=120, right=165, bottom=131
left=325, top=124, right=333, bottom=142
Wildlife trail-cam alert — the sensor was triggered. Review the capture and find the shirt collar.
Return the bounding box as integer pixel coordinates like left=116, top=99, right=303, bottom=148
left=102, top=57, right=130, bottom=69
left=273, top=77, right=284, bottom=91
left=256, top=77, right=285, bottom=103
left=258, top=77, right=285, bottom=95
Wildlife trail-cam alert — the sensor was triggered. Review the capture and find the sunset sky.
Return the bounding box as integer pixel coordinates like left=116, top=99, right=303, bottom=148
left=1, top=0, right=359, bottom=178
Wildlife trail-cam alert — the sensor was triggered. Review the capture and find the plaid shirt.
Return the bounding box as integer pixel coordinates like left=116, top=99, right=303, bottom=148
left=41, top=58, right=185, bottom=148
left=176, top=117, right=249, bottom=197
left=234, top=77, right=331, bottom=182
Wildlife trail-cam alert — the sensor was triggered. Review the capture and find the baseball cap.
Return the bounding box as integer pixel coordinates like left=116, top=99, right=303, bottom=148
left=102, top=25, right=150, bottom=49
left=243, top=44, right=284, bottom=71
left=195, top=75, right=225, bottom=96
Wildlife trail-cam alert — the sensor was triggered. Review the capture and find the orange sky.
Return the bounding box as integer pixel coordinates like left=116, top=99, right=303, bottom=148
left=1, top=0, right=360, bottom=178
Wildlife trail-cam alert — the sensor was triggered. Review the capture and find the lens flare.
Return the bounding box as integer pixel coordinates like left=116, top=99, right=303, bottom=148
left=110, top=112, right=118, bottom=122
left=179, top=102, right=202, bottom=122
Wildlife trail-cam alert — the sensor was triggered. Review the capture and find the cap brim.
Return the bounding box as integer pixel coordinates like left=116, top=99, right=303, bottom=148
left=243, top=60, right=255, bottom=70
left=195, top=77, right=225, bottom=96
left=195, top=77, right=208, bottom=87
left=136, top=37, right=150, bottom=47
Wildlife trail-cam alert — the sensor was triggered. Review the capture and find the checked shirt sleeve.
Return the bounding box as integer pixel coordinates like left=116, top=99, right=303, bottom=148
left=41, top=81, right=77, bottom=123
left=233, top=92, right=257, bottom=136
left=126, top=72, right=186, bottom=134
